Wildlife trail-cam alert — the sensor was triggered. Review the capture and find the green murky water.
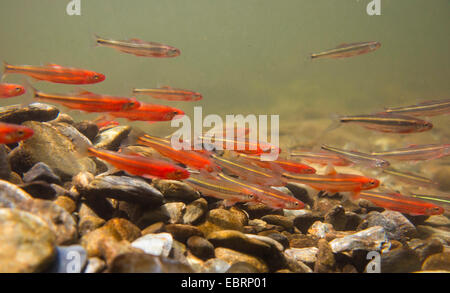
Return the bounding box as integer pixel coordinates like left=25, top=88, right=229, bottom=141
left=0, top=0, right=449, bottom=146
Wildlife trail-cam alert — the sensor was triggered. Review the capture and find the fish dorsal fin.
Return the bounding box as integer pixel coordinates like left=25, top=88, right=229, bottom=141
left=128, top=38, right=146, bottom=44
left=324, top=164, right=337, bottom=175
left=72, top=88, right=95, bottom=96
left=160, top=86, right=172, bottom=89
left=45, top=63, right=63, bottom=68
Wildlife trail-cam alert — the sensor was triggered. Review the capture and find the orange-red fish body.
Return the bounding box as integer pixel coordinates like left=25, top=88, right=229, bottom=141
left=238, top=154, right=316, bottom=174
left=133, top=87, right=202, bottom=101
left=0, top=122, right=34, bottom=144
left=0, top=83, right=26, bottom=98
left=87, top=147, right=189, bottom=180
left=359, top=191, right=444, bottom=216
left=200, top=136, right=281, bottom=155
left=138, top=135, right=219, bottom=173
left=4, top=62, right=105, bottom=84
left=33, top=89, right=140, bottom=113
left=109, top=103, right=184, bottom=122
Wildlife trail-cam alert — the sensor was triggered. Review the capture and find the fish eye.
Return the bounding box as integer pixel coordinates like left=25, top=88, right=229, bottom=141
left=16, top=130, right=24, bottom=137
left=93, top=75, right=100, bottom=80
left=15, top=87, right=22, bottom=92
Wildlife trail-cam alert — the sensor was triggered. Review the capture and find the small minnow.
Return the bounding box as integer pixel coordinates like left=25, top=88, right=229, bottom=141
left=371, top=144, right=450, bottom=162
left=0, top=83, right=26, bottom=98
left=384, top=99, right=450, bottom=117
left=87, top=147, right=189, bottom=180
left=218, top=173, right=304, bottom=210
left=311, top=41, right=381, bottom=60
left=0, top=122, right=34, bottom=144
left=94, top=35, right=180, bottom=58
left=211, top=154, right=285, bottom=187
left=289, top=150, right=352, bottom=166
left=199, top=135, right=281, bottom=155
left=185, top=174, right=258, bottom=206
left=410, top=194, right=450, bottom=212
left=133, top=87, right=202, bottom=101
left=137, top=134, right=220, bottom=173
left=359, top=190, right=444, bottom=216
left=321, top=145, right=390, bottom=168
left=337, top=113, right=433, bottom=133
left=382, top=168, right=439, bottom=189
left=3, top=62, right=105, bottom=84
left=238, top=153, right=316, bottom=174
left=109, top=102, right=184, bottom=122
left=283, top=167, right=379, bottom=194
left=32, top=88, right=140, bottom=113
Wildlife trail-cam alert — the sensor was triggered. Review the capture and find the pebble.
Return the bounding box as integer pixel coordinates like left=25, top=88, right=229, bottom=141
left=73, top=121, right=99, bottom=142
left=408, top=238, right=444, bottom=263
left=198, top=208, right=246, bottom=236
left=152, top=179, right=200, bottom=202
left=421, top=252, right=450, bottom=271
left=207, top=230, right=271, bottom=257
left=83, top=175, right=164, bottom=205
left=183, top=198, right=208, bottom=225
left=308, top=221, right=335, bottom=239
left=53, top=196, right=77, bottom=214
left=108, top=252, right=194, bottom=273
left=293, top=211, right=324, bottom=234
left=165, top=224, right=203, bottom=243
left=18, top=181, right=57, bottom=200
left=314, top=239, right=336, bottom=273
left=47, top=245, right=87, bottom=273
left=284, top=247, right=319, bottom=266
left=131, top=233, right=173, bottom=258
left=241, top=202, right=283, bottom=219
left=226, top=262, right=261, bottom=273
left=0, top=179, right=33, bottom=209
left=201, top=258, right=231, bottom=273
left=380, top=247, right=421, bottom=273
left=83, top=257, right=106, bottom=273
left=261, top=215, right=294, bottom=232
left=358, top=211, right=416, bottom=242
left=289, top=234, right=319, bottom=248
left=187, top=236, right=215, bottom=260
left=93, top=125, right=131, bottom=150
left=0, top=103, right=59, bottom=124
left=258, top=230, right=290, bottom=249
left=214, top=247, right=269, bottom=273
left=246, top=234, right=287, bottom=271
left=324, top=205, right=347, bottom=231
left=0, top=208, right=56, bottom=273
left=416, top=225, right=450, bottom=243
left=0, top=145, right=11, bottom=180
left=9, top=121, right=96, bottom=180
left=142, top=222, right=165, bottom=235
left=137, top=202, right=186, bottom=228
left=329, top=226, right=388, bottom=253
left=424, top=215, right=450, bottom=227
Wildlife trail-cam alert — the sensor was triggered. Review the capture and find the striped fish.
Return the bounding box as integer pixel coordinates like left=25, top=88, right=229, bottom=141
left=385, top=99, right=450, bottom=117
left=371, top=144, right=450, bottom=161
left=311, top=41, right=381, bottom=60
left=321, top=145, right=390, bottom=168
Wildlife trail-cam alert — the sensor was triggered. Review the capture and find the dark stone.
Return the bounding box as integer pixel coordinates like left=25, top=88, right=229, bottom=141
left=0, top=103, right=59, bottom=124
left=187, top=236, right=215, bottom=260
left=73, top=121, right=99, bottom=142
left=18, top=181, right=57, bottom=200
left=380, top=247, right=421, bottom=273
left=23, top=162, right=61, bottom=185
left=293, top=212, right=324, bottom=234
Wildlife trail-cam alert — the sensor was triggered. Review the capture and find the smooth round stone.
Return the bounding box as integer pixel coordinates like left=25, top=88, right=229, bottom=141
left=422, top=252, right=450, bottom=271
left=53, top=196, right=77, bottom=214
left=137, top=202, right=186, bottom=228
left=187, top=236, right=215, bottom=260
left=0, top=179, right=33, bottom=209
left=152, top=179, right=200, bottom=202
left=408, top=238, right=444, bottom=263
left=261, top=215, right=294, bottom=232
left=47, top=245, right=87, bottom=273
left=23, top=162, right=61, bottom=185
left=142, top=222, right=165, bottom=235
left=380, top=247, right=421, bottom=273
left=165, top=224, right=204, bottom=243
left=293, top=211, right=324, bottom=234
left=207, top=230, right=271, bottom=257
left=314, top=239, right=336, bottom=273
left=109, top=252, right=194, bottom=273
left=131, top=233, right=173, bottom=258
left=226, top=262, right=260, bottom=273
left=214, top=247, right=269, bottom=273
left=201, top=258, right=231, bottom=273
left=198, top=209, right=245, bottom=237
left=258, top=230, right=290, bottom=249
left=93, top=126, right=131, bottom=151
left=0, top=208, right=56, bottom=273
left=183, top=198, right=208, bottom=225
left=0, top=102, right=59, bottom=124
left=83, top=257, right=106, bottom=273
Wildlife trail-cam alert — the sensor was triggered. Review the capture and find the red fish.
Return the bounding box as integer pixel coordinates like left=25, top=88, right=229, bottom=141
left=283, top=167, right=379, bottom=195
left=133, top=87, right=202, bottom=101
left=359, top=190, right=444, bottom=216
left=199, top=135, right=281, bottom=155
left=0, top=83, right=26, bottom=98
left=3, top=62, right=105, bottom=84
left=138, top=134, right=220, bottom=173
left=32, top=88, right=141, bottom=113
left=289, top=150, right=352, bottom=167
left=87, top=147, right=190, bottom=180
left=0, top=122, right=34, bottom=144
left=109, top=102, right=184, bottom=122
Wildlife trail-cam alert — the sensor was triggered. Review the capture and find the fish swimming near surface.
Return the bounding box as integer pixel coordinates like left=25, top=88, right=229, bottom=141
left=0, top=122, right=34, bottom=144
left=336, top=113, right=433, bottom=133
left=371, top=144, right=450, bottom=162
left=218, top=173, right=304, bottom=210
left=133, top=87, right=202, bottom=101
left=384, top=99, right=450, bottom=117
left=311, top=41, right=381, bottom=60
left=321, top=144, right=390, bottom=168
left=94, top=35, right=180, bottom=58
left=108, top=102, right=184, bottom=122
left=3, top=62, right=105, bottom=84
left=86, top=147, right=190, bottom=180
left=0, top=83, right=26, bottom=98
left=32, top=88, right=141, bottom=113
left=359, top=190, right=444, bottom=216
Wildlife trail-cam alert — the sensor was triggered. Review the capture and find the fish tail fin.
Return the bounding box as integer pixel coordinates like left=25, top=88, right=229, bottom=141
left=92, top=34, right=101, bottom=48
left=22, top=79, right=40, bottom=99
left=2, top=61, right=10, bottom=80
